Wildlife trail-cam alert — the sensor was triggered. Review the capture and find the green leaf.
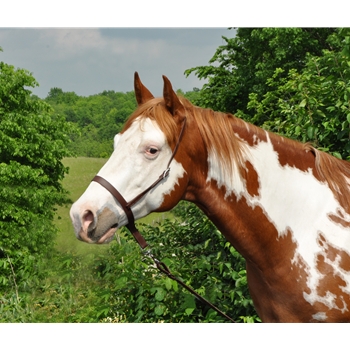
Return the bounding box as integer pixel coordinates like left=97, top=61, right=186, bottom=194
left=347, top=113, right=350, bottom=124
left=115, top=276, right=128, bottom=289
left=333, top=152, right=342, bottom=159
left=171, top=280, right=178, bottom=292
left=185, top=308, right=195, bottom=316
left=299, top=99, right=307, bottom=108
left=154, top=304, right=166, bottom=316
left=307, top=126, right=315, bottom=139
left=155, top=288, right=166, bottom=302
left=204, top=239, right=211, bottom=249
left=182, top=294, right=196, bottom=310
left=164, top=277, right=172, bottom=291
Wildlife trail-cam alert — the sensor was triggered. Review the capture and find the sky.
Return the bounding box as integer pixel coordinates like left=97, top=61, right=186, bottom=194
left=0, top=27, right=234, bottom=99
left=0, top=1, right=345, bottom=100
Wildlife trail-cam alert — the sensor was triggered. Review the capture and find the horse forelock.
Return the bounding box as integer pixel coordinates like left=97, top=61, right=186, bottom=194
left=121, top=98, right=179, bottom=146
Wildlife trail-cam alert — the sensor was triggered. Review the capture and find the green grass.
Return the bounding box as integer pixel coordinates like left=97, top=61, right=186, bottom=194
left=55, top=157, right=172, bottom=256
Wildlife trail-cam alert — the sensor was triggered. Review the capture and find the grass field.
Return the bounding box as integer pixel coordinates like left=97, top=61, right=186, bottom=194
left=54, top=157, right=171, bottom=255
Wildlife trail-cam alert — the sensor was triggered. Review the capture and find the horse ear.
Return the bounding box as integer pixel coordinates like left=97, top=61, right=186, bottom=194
left=162, top=75, right=186, bottom=121
left=134, top=72, right=154, bottom=105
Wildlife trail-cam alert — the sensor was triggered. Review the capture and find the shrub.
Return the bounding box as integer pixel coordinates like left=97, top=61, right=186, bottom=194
left=95, top=202, right=259, bottom=323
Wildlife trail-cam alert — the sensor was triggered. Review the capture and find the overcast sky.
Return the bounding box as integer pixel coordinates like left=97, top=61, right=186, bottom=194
left=0, top=28, right=235, bottom=99
left=1, top=0, right=345, bottom=99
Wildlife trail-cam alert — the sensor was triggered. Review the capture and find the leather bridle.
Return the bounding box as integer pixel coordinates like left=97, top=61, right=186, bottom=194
left=91, top=117, right=235, bottom=322
left=92, top=117, right=187, bottom=249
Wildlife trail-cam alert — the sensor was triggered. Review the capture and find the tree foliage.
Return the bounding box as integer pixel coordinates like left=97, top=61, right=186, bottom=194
left=186, top=28, right=350, bottom=160
left=0, top=58, right=74, bottom=294
left=95, top=202, right=258, bottom=323
left=247, top=28, right=350, bottom=159
left=185, top=28, right=337, bottom=117
left=45, top=89, right=137, bottom=158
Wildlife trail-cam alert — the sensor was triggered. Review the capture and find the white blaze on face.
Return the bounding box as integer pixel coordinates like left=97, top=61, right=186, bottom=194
left=207, top=133, right=350, bottom=316
left=73, top=117, right=186, bottom=229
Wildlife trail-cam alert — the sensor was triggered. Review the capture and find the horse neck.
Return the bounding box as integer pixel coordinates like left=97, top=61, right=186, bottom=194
left=184, top=114, right=322, bottom=268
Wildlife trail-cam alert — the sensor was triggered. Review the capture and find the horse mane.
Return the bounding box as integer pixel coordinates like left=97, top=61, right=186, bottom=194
left=311, top=146, right=350, bottom=212
left=123, top=95, right=350, bottom=212
left=181, top=98, right=248, bottom=181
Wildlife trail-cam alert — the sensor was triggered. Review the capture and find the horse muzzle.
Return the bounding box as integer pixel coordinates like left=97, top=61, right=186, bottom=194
left=70, top=206, right=119, bottom=244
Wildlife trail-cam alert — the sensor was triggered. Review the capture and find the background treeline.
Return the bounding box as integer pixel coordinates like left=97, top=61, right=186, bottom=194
left=44, top=88, right=137, bottom=158
left=1, top=28, right=350, bottom=323
left=44, top=87, right=199, bottom=158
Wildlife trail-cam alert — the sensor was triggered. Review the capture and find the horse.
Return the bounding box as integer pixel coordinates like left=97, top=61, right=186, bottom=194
left=70, top=72, right=350, bottom=322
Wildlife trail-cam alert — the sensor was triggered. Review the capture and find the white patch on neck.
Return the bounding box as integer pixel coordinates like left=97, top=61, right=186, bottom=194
left=206, top=147, right=247, bottom=199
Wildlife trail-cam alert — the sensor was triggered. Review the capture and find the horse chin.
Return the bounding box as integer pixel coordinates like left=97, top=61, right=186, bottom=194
left=78, top=226, right=118, bottom=244
left=97, top=226, right=118, bottom=244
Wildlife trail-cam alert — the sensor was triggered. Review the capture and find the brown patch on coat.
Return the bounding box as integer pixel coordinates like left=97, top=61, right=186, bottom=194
left=232, top=117, right=268, bottom=147
left=309, top=232, right=350, bottom=321
left=328, top=209, right=350, bottom=229
left=244, top=226, right=316, bottom=322
left=244, top=161, right=260, bottom=197
left=317, top=233, right=350, bottom=273
left=191, top=178, right=318, bottom=322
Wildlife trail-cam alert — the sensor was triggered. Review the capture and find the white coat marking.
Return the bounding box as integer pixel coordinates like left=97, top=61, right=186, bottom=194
left=72, top=117, right=186, bottom=230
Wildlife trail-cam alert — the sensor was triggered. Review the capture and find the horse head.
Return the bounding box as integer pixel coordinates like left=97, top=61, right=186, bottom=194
left=70, top=73, right=196, bottom=244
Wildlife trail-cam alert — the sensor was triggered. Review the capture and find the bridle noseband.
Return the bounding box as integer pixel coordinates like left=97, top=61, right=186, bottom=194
left=92, top=117, right=187, bottom=249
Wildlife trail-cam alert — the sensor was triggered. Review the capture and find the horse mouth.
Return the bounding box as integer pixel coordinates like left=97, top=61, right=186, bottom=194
left=97, top=224, right=118, bottom=244
left=79, top=223, right=118, bottom=244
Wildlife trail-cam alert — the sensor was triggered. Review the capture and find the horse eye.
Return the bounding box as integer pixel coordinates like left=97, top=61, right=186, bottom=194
left=149, top=148, right=158, bottom=154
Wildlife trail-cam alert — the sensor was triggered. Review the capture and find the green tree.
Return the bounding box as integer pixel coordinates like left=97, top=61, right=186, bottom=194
left=185, top=28, right=337, bottom=118
left=0, top=54, right=74, bottom=295
left=247, top=28, right=350, bottom=159
left=45, top=89, right=137, bottom=158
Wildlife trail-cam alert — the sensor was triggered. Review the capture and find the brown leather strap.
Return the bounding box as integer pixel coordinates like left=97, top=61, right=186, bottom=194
left=93, top=175, right=133, bottom=223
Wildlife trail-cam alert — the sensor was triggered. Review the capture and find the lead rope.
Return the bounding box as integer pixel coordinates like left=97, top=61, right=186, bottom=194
left=143, top=249, right=236, bottom=323
left=92, top=117, right=236, bottom=323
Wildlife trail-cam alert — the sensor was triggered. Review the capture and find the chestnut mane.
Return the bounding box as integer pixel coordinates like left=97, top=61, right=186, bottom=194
left=122, top=95, right=350, bottom=211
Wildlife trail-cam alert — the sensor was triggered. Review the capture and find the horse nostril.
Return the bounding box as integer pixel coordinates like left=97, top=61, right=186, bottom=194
left=82, top=210, right=95, bottom=233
